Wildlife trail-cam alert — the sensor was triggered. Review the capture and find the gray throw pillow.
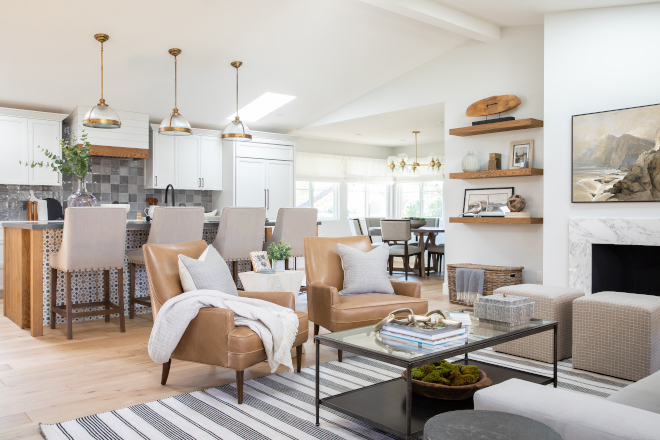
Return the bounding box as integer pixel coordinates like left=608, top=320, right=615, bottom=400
left=178, top=245, right=238, bottom=296
left=336, top=243, right=395, bottom=296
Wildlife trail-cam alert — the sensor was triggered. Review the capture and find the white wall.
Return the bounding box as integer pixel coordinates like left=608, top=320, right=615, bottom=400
left=391, top=141, right=445, bottom=161
left=543, top=4, right=660, bottom=287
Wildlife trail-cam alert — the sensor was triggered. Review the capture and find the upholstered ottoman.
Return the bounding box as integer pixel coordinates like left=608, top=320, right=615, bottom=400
left=573, top=292, right=660, bottom=381
left=493, top=284, right=584, bottom=362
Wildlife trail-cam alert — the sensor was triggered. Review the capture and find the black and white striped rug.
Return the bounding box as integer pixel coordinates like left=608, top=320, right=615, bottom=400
left=40, top=349, right=631, bottom=440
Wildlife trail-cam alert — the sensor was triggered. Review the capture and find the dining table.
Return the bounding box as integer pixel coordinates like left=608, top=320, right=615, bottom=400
left=369, top=226, right=444, bottom=278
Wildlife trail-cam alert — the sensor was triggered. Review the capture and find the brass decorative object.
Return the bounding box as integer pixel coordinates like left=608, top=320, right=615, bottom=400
left=387, top=131, right=442, bottom=176
left=373, top=308, right=461, bottom=333
left=488, top=153, right=502, bottom=171
left=159, top=48, right=192, bottom=136
left=83, top=33, right=121, bottom=129
left=222, top=61, right=252, bottom=141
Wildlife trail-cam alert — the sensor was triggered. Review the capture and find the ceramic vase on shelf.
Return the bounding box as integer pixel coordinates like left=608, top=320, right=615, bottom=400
left=67, top=177, right=97, bottom=207
left=462, top=151, right=480, bottom=172
left=272, top=260, right=286, bottom=272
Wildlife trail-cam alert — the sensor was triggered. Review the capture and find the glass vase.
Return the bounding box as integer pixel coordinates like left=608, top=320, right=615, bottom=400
left=67, top=177, right=97, bottom=207
left=462, top=151, right=480, bottom=172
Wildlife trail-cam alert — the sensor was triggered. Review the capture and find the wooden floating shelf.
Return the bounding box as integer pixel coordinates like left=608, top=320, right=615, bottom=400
left=449, top=118, right=543, bottom=137
left=449, top=217, right=543, bottom=224
left=450, top=168, right=543, bottom=179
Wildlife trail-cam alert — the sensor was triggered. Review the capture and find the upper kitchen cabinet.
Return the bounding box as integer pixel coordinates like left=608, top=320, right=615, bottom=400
left=214, top=132, right=296, bottom=219
left=145, top=125, right=222, bottom=191
left=63, top=106, right=149, bottom=158
left=0, top=108, right=66, bottom=186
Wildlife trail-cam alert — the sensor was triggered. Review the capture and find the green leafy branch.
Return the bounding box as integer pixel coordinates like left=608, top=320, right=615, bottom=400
left=267, top=239, right=292, bottom=261
left=21, top=130, right=92, bottom=181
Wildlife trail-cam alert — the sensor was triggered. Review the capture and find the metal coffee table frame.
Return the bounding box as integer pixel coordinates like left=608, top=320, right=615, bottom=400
left=314, top=318, right=558, bottom=440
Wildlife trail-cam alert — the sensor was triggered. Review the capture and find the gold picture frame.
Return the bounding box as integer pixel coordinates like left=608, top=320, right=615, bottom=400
left=250, top=251, right=271, bottom=273
left=509, top=139, right=534, bottom=168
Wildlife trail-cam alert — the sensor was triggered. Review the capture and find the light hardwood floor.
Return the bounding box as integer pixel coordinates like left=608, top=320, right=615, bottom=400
left=0, top=273, right=461, bottom=439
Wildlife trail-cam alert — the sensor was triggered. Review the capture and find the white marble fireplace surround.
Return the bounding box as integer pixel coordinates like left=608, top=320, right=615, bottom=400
left=569, top=218, right=660, bottom=294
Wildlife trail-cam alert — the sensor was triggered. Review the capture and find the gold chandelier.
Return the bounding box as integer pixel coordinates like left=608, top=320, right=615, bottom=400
left=222, top=61, right=252, bottom=141
left=83, top=34, right=121, bottom=129
left=387, top=131, right=443, bottom=176
left=159, top=48, right=192, bottom=136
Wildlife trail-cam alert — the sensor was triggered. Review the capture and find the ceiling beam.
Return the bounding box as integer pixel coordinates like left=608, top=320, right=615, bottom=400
left=357, top=0, right=500, bottom=43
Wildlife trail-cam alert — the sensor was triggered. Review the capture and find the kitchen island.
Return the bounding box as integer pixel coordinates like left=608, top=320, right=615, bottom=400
left=3, top=219, right=318, bottom=337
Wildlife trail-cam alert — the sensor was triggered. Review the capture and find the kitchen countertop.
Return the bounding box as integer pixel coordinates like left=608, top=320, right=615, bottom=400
left=1, top=219, right=321, bottom=230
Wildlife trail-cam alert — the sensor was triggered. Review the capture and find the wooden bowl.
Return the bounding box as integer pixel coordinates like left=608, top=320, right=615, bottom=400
left=409, top=219, right=427, bottom=228
left=401, top=369, right=493, bottom=400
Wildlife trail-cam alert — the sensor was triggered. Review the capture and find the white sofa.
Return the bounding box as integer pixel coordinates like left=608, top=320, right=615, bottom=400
left=474, top=372, right=660, bottom=440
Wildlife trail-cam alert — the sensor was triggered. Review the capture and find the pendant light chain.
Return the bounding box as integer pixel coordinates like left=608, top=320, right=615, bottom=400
left=174, top=53, right=178, bottom=111
left=235, top=65, right=240, bottom=120
left=100, top=40, right=104, bottom=102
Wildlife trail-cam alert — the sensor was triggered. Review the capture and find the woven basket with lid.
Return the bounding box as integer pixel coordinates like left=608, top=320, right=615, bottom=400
left=447, top=263, right=523, bottom=305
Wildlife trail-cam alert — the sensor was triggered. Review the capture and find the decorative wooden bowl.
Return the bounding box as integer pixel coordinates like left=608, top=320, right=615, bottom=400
left=409, top=219, right=426, bottom=228
left=401, top=370, right=493, bottom=400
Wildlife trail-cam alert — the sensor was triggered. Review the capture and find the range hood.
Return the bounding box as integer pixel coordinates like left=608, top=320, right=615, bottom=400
left=63, top=105, right=150, bottom=158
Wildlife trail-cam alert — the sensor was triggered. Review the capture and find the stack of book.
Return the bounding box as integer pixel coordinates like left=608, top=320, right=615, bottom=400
left=379, top=323, right=467, bottom=349
left=505, top=212, right=531, bottom=218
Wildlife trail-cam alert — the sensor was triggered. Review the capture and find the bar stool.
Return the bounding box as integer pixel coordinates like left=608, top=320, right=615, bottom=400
left=212, top=207, right=266, bottom=283
left=263, top=208, right=317, bottom=270
left=49, top=207, right=127, bottom=339
left=381, top=219, right=421, bottom=280
left=127, top=206, right=204, bottom=318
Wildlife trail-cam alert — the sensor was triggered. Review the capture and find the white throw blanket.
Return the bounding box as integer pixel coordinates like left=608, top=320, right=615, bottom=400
left=148, top=290, right=299, bottom=373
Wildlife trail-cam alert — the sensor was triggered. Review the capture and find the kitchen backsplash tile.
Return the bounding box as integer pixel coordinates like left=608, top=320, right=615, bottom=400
left=0, top=157, right=213, bottom=221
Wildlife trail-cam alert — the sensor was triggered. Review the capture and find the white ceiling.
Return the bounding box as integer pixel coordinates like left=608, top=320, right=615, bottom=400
left=431, top=0, right=657, bottom=26
left=295, top=103, right=445, bottom=146
left=0, top=0, right=467, bottom=134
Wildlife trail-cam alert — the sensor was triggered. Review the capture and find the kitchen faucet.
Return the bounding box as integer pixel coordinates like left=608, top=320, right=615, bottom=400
left=164, top=184, right=175, bottom=206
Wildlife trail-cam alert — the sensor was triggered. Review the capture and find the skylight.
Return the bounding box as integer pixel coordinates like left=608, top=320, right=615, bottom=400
left=226, top=92, right=296, bottom=122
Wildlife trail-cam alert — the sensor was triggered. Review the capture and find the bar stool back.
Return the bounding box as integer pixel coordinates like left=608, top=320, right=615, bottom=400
left=49, top=207, right=128, bottom=339
left=128, top=206, right=204, bottom=318
left=263, top=208, right=317, bottom=269
left=212, top=207, right=267, bottom=282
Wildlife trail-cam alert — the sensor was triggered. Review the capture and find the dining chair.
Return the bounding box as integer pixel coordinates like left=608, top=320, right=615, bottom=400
left=427, top=232, right=445, bottom=276
left=365, top=217, right=384, bottom=243
left=127, top=207, right=205, bottom=318
left=380, top=219, right=421, bottom=280
left=49, top=207, right=127, bottom=339
left=350, top=218, right=381, bottom=249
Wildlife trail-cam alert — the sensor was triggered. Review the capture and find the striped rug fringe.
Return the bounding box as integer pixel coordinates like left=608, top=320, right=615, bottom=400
left=40, top=349, right=632, bottom=440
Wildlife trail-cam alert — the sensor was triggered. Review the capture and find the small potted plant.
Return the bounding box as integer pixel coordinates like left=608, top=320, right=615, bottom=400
left=267, top=239, right=292, bottom=272
left=22, top=131, right=95, bottom=207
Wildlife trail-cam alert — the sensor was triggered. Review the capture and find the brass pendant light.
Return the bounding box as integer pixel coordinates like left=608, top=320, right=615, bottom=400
left=387, top=131, right=443, bottom=176
left=159, top=48, right=192, bottom=136
left=83, top=34, right=121, bottom=129
left=222, top=61, right=252, bottom=141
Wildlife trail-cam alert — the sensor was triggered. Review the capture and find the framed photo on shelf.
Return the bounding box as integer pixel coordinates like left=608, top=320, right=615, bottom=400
left=510, top=140, right=534, bottom=168
left=463, top=187, right=514, bottom=217
left=250, top=251, right=271, bottom=273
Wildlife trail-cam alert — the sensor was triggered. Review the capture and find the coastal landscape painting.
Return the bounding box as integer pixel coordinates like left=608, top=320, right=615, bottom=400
left=573, top=103, right=660, bottom=202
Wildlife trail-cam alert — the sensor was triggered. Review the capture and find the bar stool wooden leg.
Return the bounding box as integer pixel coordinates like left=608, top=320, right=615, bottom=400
left=129, top=263, right=136, bottom=319
left=65, top=271, right=72, bottom=340
left=118, top=268, right=125, bottom=333
left=285, top=259, right=289, bottom=270
left=104, top=269, right=110, bottom=322
left=232, top=261, right=238, bottom=282
left=50, top=268, right=57, bottom=329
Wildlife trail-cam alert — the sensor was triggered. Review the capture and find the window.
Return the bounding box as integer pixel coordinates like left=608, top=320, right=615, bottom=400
left=296, top=180, right=338, bottom=219
left=397, top=181, right=443, bottom=218
left=347, top=183, right=388, bottom=218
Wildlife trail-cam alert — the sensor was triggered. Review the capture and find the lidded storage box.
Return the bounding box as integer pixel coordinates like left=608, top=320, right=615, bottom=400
left=473, top=294, right=534, bottom=326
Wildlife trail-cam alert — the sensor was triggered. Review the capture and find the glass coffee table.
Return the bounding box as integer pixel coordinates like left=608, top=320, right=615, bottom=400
left=314, top=315, right=558, bottom=440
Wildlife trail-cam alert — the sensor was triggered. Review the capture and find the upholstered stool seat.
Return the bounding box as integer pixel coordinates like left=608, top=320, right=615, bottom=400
left=492, top=284, right=584, bottom=362
left=573, top=291, right=660, bottom=381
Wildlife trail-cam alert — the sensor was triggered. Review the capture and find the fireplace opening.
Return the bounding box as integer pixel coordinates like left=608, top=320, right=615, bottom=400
left=592, top=244, right=660, bottom=296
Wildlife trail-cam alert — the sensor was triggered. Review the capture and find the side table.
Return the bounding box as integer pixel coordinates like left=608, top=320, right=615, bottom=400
left=238, top=270, right=305, bottom=295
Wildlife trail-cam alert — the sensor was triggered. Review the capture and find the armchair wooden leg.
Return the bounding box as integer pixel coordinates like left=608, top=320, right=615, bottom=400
left=296, top=345, right=302, bottom=373
left=161, top=359, right=171, bottom=385
left=237, top=370, right=244, bottom=404
left=314, top=324, right=319, bottom=336
left=338, top=350, right=343, bottom=362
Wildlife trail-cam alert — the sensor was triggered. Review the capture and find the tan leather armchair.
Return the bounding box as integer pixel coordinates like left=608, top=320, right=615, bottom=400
left=143, top=240, right=309, bottom=404
left=304, top=236, right=428, bottom=361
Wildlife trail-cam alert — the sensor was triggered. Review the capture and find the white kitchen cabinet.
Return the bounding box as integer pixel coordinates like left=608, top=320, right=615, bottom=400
left=177, top=135, right=201, bottom=190
left=146, top=125, right=222, bottom=190
left=200, top=136, right=222, bottom=190
left=235, top=158, right=267, bottom=208
left=0, top=108, right=65, bottom=186
left=28, top=119, right=61, bottom=185
left=265, top=160, right=294, bottom=219
left=0, top=115, right=29, bottom=185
